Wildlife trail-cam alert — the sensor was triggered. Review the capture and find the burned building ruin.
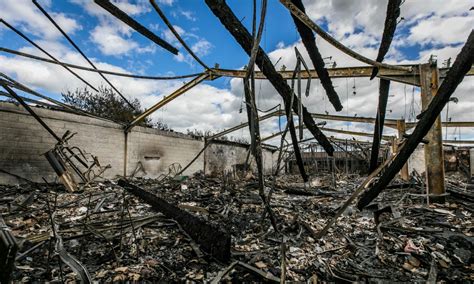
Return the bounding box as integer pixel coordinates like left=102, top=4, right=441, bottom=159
left=1, top=0, right=473, bottom=282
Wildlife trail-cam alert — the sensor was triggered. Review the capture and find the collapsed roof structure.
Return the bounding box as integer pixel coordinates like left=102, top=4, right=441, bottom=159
left=0, top=0, right=473, bottom=282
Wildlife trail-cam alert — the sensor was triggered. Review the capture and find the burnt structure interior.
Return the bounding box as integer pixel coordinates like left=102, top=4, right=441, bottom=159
left=1, top=0, right=473, bottom=282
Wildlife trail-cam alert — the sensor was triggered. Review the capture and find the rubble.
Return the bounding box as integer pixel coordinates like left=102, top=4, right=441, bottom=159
left=0, top=1, right=473, bottom=282
left=1, top=171, right=472, bottom=282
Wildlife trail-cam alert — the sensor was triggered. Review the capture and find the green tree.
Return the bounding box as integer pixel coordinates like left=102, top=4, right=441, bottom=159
left=62, top=86, right=152, bottom=127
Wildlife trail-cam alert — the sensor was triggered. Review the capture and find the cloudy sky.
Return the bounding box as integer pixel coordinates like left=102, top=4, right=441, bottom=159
left=0, top=0, right=473, bottom=144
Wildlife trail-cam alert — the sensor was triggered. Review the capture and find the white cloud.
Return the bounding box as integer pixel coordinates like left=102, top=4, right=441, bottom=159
left=0, top=0, right=81, bottom=39
left=191, top=39, right=213, bottom=57
left=90, top=24, right=139, bottom=56
left=407, top=15, right=474, bottom=46
left=180, top=10, right=196, bottom=21
left=162, top=25, right=185, bottom=45
left=156, top=0, right=175, bottom=6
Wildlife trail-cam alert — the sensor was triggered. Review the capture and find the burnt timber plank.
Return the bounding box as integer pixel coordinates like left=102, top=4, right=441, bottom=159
left=369, top=79, right=391, bottom=172
left=94, top=0, right=178, bottom=55
left=117, top=179, right=231, bottom=262
left=288, top=0, right=342, bottom=111
left=371, top=0, right=402, bottom=79
left=205, top=0, right=334, bottom=155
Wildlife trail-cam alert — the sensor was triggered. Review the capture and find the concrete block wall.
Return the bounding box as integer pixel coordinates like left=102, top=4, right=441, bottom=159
left=0, top=102, right=205, bottom=184
left=205, top=141, right=275, bottom=176
left=0, top=102, right=125, bottom=183
left=126, top=129, right=204, bottom=178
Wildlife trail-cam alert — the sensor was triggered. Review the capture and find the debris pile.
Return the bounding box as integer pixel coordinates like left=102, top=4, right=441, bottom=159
left=2, top=172, right=472, bottom=282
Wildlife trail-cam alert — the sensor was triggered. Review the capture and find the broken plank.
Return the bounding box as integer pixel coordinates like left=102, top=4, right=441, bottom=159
left=288, top=0, right=342, bottom=111
left=117, top=179, right=231, bottom=262
left=357, top=30, right=474, bottom=209
left=369, top=79, right=391, bottom=172
left=205, top=0, right=334, bottom=156
left=371, top=0, right=402, bottom=79
left=94, top=0, right=178, bottom=55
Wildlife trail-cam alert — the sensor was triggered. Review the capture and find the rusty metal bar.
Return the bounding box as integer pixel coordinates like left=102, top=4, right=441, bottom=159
left=2, top=45, right=473, bottom=83
left=94, top=0, right=178, bottom=54
left=261, top=124, right=394, bottom=142
left=125, top=73, right=210, bottom=132
left=210, top=108, right=474, bottom=142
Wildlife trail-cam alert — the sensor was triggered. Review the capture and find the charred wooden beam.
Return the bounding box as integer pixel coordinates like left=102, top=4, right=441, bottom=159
left=284, top=94, right=309, bottom=182
left=371, top=0, right=402, bottom=79
left=357, top=31, right=474, bottom=209
left=279, top=0, right=411, bottom=73
left=0, top=217, right=18, bottom=284
left=117, top=179, right=231, bottom=262
left=369, top=79, right=391, bottom=172
left=288, top=0, right=342, bottom=111
left=94, top=0, right=178, bottom=55
left=205, top=0, right=334, bottom=155
left=149, top=0, right=209, bottom=69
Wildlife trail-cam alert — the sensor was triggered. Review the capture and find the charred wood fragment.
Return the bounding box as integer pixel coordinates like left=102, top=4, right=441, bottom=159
left=205, top=0, right=335, bottom=155
left=0, top=217, right=18, bottom=284
left=94, top=0, right=178, bottom=55
left=370, top=0, right=402, bottom=79
left=283, top=94, right=309, bottom=182
left=289, top=0, right=343, bottom=111
left=117, top=179, right=231, bottom=262
left=369, top=79, right=391, bottom=172
left=357, top=31, right=474, bottom=209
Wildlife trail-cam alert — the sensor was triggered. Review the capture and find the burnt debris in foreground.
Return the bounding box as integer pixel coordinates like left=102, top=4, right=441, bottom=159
left=1, top=0, right=474, bottom=282
left=1, top=172, right=473, bottom=282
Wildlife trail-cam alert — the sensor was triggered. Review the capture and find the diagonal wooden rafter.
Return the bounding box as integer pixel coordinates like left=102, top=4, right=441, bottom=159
left=371, top=0, right=402, bottom=79
left=357, top=30, right=474, bottom=209
left=287, top=0, right=342, bottom=111
left=94, top=0, right=178, bottom=55
left=205, top=0, right=335, bottom=155
left=279, top=0, right=412, bottom=73
left=369, top=79, right=391, bottom=172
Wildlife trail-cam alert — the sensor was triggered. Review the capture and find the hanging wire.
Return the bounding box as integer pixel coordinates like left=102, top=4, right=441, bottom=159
left=0, top=19, right=99, bottom=92
left=33, top=0, right=135, bottom=109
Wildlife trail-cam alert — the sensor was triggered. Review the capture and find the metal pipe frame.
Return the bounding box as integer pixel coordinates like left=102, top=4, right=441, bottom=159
left=125, top=72, right=210, bottom=132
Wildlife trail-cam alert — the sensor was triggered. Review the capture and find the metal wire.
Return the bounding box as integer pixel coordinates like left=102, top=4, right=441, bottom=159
left=33, top=0, right=136, bottom=110
left=0, top=19, right=99, bottom=92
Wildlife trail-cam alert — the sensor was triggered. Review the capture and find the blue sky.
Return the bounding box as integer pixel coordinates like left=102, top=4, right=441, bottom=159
left=0, top=0, right=473, bottom=143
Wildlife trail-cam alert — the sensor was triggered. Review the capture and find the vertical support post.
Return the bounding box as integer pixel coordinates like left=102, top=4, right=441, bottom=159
left=396, top=119, right=410, bottom=181
left=419, top=63, right=445, bottom=202
left=124, top=132, right=128, bottom=177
